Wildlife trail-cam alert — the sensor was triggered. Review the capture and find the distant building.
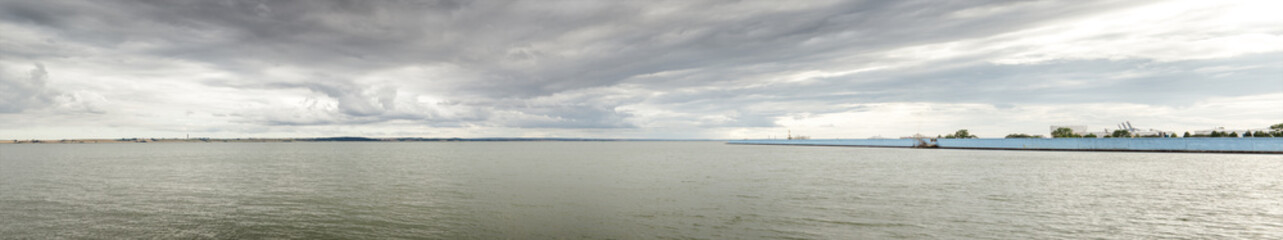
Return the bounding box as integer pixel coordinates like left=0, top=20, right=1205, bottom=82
left=786, top=130, right=809, bottom=140
left=1083, top=130, right=1109, bottom=138
left=1131, top=130, right=1174, bottom=137
left=1194, top=127, right=1252, bottom=136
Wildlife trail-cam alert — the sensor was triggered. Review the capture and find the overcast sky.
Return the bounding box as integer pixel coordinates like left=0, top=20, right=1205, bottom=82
left=2, top=0, right=1280, bottom=139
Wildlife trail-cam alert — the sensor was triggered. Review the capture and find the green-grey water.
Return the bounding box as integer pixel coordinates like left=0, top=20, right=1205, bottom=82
left=1, top=142, right=1281, bottom=239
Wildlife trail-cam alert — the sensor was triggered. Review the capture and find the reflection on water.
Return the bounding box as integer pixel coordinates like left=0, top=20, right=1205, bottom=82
left=1, top=142, right=1281, bottom=239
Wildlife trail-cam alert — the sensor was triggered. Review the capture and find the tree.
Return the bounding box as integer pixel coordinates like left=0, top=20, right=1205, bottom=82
left=1051, top=127, right=1081, bottom=138
left=1184, top=131, right=1191, bottom=138
left=945, top=129, right=976, bottom=139
left=1111, top=129, right=1131, bottom=138
left=1272, top=123, right=1283, bottom=131
left=1005, top=133, right=1041, bottom=138
left=1210, top=131, right=1222, bottom=137
left=1084, top=133, right=1098, bottom=138
left=1228, top=132, right=1239, bottom=138
left=1256, top=131, right=1273, bottom=137
left=1245, top=132, right=1253, bottom=137
left=955, top=129, right=977, bottom=139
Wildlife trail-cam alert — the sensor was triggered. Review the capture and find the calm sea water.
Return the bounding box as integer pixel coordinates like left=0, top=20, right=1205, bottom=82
left=1, top=142, right=1281, bottom=239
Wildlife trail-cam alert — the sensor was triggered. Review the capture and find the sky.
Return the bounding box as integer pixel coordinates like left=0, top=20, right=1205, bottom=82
left=1, top=0, right=1281, bottom=140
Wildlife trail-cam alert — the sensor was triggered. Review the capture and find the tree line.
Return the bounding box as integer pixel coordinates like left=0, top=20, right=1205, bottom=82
left=940, top=129, right=977, bottom=139
left=1002, top=122, right=1283, bottom=138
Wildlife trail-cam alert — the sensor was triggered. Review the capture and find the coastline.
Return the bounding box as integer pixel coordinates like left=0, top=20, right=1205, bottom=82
left=727, top=138, right=1283, bottom=154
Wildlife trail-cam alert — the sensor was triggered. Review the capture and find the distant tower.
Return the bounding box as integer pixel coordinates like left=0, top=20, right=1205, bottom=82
left=788, top=129, right=792, bottom=140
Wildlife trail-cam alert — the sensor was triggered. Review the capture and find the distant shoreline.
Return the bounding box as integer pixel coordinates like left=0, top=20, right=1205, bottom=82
left=1, top=137, right=721, bottom=144
left=728, top=138, right=1283, bottom=154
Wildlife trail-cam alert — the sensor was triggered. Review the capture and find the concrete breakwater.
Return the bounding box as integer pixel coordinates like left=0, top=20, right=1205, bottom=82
left=727, top=138, right=1283, bottom=154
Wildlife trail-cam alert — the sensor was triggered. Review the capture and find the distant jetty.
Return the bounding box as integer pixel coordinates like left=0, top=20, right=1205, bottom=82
left=728, top=138, right=1283, bottom=154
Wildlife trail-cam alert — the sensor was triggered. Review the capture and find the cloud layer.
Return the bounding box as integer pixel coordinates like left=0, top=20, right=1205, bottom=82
left=1, top=0, right=1280, bottom=139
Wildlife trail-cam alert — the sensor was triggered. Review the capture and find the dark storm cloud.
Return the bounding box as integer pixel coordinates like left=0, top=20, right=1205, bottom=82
left=2, top=0, right=1276, bottom=133
left=1, top=0, right=1132, bottom=86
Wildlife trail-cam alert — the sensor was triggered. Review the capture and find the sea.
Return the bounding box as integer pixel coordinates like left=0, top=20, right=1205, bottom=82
left=1, top=142, right=1280, bottom=239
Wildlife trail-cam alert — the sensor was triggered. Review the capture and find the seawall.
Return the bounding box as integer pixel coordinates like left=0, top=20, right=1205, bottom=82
left=727, top=138, right=1283, bottom=154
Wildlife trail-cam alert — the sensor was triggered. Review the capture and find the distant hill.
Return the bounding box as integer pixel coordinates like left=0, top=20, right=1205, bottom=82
left=303, top=137, right=381, bottom=142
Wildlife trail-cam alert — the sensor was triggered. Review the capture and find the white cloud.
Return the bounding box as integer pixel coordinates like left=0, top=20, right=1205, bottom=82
left=989, top=0, right=1283, bottom=64
left=878, top=0, right=1283, bottom=66
left=759, top=92, right=1283, bottom=139
left=1, top=0, right=1279, bottom=139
